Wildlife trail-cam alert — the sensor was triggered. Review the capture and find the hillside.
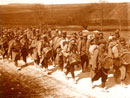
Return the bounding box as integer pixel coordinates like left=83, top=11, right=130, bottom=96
left=0, top=3, right=129, bottom=26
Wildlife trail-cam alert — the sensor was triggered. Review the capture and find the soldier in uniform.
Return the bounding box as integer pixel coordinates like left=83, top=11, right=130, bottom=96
left=31, top=35, right=40, bottom=66
left=38, top=35, right=50, bottom=71
left=77, top=34, right=89, bottom=72
left=89, top=34, right=99, bottom=78
left=91, top=40, right=108, bottom=88
left=20, top=34, right=29, bottom=66
left=1, top=34, right=9, bottom=61
left=8, top=35, right=15, bottom=62
left=107, top=31, right=121, bottom=84
left=65, top=38, right=80, bottom=83
left=10, top=36, right=21, bottom=69
left=52, top=30, right=62, bottom=66
left=57, top=32, right=68, bottom=71
left=115, top=37, right=129, bottom=86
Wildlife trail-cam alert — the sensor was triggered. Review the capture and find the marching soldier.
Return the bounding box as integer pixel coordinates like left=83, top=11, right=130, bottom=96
left=65, top=38, right=80, bottom=83
left=77, top=34, right=89, bottom=72
left=10, top=36, right=21, bottom=69
left=89, top=34, right=99, bottom=78
left=115, top=37, right=129, bottom=86
left=1, top=34, right=9, bottom=61
left=57, top=32, right=68, bottom=71
left=31, top=35, right=40, bottom=66
left=52, top=30, right=62, bottom=66
left=91, top=41, right=108, bottom=88
left=38, top=35, right=50, bottom=71
left=8, top=36, right=15, bottom=62
left=20, top=34, right=29, bottom=66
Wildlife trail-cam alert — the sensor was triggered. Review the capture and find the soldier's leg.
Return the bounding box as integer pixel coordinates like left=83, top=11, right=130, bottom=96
left=53, top=50, right=57, bottom=62
left=70, top=63, right=76, bottom=83
left=120, top=65, right=126, bottom=81
left=42, top=57, right=49, bottom=70
left=91, top=69, right=102, bottom=88
left=14, top=61, right=18, bottom=66
left=10, top=52, right=12, bottom=61
left=15, top=60, right=21, bottom=70
left=70, top=64, right=75, bottom=79
left=2, top=50, right=6, bottom=60
left=101, top=69, right=109, bottom=88
left=59, top=55, right=63, bottom=71
left=23, top=55, right=27, bottom=64
left=44, top=58, right=48, bottom=69
left=35, top=56, right=40, bottom=66
left=114, top=67, right=121, bottom=84
left=38, top=56, right=40, bottom=65
left=125, top=64, right=130, bottom=84
left=5, top=49, right=9, bottom=60
left=92, top=69, right=102, bottom=82
left=80, top=55, right=86, bottom=72
left=84, top=54, right=89, bottom=72
left=65, top=66, right=70, bottom=76
left=120, top=66, right=127, bottom=87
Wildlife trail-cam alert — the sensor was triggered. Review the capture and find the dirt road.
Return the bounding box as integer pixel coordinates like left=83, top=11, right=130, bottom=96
left=0, top=60, right=92, bottom=98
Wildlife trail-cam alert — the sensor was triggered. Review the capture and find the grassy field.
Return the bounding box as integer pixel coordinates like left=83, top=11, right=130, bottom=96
left=0, top=3, right=129, bottom=28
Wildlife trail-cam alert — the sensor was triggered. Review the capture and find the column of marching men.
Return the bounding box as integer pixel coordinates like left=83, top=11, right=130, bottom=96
left=0, top=26, right=130, bottom=89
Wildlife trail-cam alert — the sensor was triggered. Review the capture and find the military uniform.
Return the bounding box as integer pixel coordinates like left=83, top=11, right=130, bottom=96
left=65, top=38, right=80, bottom=82
left=77, top=35, right=89, bottom=72
left=52, top=35, right=62, bottom=64
left=56, top=32, right=68, bottom=71
left=1, top=35, right=9, bottom=60
left=31, top=36, right=39, bottom=65
left=10, top=37, right=21, bottom=67
left=8, top=39, right=14, bottom=61
left=38, top=35, right=50, bottom=69
left=20, top=35, right=29, bottom=64
left=91, top=44, right=109, bottom=88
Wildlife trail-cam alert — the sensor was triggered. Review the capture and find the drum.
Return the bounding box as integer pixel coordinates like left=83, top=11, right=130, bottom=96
left=120, top=52, right=130, bottom=65
left=43, top=47, right=53, bottom=59
left=103, top=57, right=113, bottom=69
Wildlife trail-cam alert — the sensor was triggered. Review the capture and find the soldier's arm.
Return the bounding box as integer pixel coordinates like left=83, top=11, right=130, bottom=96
left=77, top=41, right=81, bottom=54
left=37, top=41, right=42, bottom=57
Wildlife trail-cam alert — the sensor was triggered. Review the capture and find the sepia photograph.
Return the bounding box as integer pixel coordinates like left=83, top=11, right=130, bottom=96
left=0, top=0, right=130, bottom=98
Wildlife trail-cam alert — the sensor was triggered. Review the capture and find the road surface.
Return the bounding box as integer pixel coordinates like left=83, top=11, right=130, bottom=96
left=0, top=60, right=92, bottom=98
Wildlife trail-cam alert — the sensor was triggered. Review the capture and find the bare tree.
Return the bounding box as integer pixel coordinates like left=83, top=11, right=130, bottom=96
left=98, top=0, right=106, bottom=31
left=115, top=3, right=127, bottom=31
left=32, top=4, right=47, bottom=33
left=92, top=1, right=105, bottom=31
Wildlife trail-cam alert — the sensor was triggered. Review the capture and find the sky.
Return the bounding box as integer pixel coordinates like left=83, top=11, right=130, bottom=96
left=0, top=0, right=130, bottom=5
